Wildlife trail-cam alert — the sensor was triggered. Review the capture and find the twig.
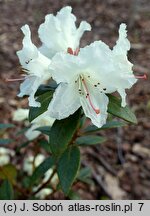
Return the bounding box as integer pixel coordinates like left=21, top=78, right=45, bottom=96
left=31, top=167, right=57, bottom=196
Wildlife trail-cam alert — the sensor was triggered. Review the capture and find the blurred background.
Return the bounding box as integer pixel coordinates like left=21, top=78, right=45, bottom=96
left=0, top=0, right=150, bottom=199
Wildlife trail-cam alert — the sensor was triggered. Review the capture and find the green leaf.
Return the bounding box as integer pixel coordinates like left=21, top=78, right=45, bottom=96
left=0, top=123, right=15, bottom=130
left=0, top=180, right=14, bottom=200
left=29, top=156, right=54, bottom=186
left=0, top=164, right=17, bottom=183
left=0, top=138, right=13, bottom=145
left=35, top=83, right=57, bottom=96
left=29, top=91, right=53, bottom=122
left=75, top=135, right=106, bottom=145
left=84, top=121, right=126, bottom=133
left=35, top=126, right=51, bottom=136
left=57, top=146, right=80, bottom=195
left=107, top=94, right=137, bottom=124
left=77, top=167, right=93, bottom=184
left=49, top=109, right=81, bottom=157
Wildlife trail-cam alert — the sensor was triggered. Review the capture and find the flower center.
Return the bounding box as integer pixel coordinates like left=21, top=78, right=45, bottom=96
left=76, top=75, right=100, bottom=115
left=67, top=47, right=80, bottom=56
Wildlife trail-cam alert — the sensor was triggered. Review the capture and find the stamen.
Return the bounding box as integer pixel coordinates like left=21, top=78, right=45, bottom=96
left=135, top=74, right=147, bottom=80
left=67, top=47, right=80, bottom=56
left=74, top=48, right=80, bottom=56
left=6, top=77, right=25, bottom=82
left=81, top=78, right=100, bottom=114
left=67, top=47, right=74, bottom=55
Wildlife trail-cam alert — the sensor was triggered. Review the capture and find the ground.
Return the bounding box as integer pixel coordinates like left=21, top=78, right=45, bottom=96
left=0, top=0, right=150, bottom=199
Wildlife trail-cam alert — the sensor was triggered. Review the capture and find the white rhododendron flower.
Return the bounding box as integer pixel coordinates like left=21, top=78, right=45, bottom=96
left=17, top=25, right=51, bottom=107
left=48, top=24, right=137, bottom=128
left=13, top=109, right=55, bottom=140
left=38, top=6, right=91, bottom=58
left=0, top=147, right=15, bottom=166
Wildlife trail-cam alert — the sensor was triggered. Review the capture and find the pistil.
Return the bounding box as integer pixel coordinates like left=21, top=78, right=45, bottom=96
left=81, top=77, right=100, bottom=114
left=135, top=74, right=147, bottom=80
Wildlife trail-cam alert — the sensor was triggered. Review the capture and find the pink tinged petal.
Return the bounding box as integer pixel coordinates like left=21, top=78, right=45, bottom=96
left=79, top=79, right=108, bottom=128
left=48, top=83, right=80, bottom=119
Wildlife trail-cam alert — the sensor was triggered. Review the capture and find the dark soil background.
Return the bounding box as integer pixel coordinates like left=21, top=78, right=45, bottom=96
left=0, top=0, right=150, bottom=199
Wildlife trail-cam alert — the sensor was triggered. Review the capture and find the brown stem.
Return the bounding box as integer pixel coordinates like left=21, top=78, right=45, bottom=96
left=31, top=167, right=57, bottom=196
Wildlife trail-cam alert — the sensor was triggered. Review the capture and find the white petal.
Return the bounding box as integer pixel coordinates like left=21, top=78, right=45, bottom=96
left=25, top=124, right=41, bottom=140
left=31, top=111, right=55, bottom=126
left=38, top=6, right=91, bottom=55
left=50, top=52, right=81, bottom=83
left=48, top=82, right=80, bottom=119
left=18, top=76, right=41, bottom=107
left=17, top=25, right=38, bottom=68
left=113, top=23, right=130, bottom=56
left=17, top=25, right=51, bottom=107
left=13, top=108, right=29, bottom=121
left=80, top=85, right=109, bottom=128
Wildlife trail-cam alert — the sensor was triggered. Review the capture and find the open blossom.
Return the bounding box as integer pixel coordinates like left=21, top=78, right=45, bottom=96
left=38, top=6, right=91, bottom=58
left=13, top=109, right=55, bottom=140
left=17, top=25, right=51, bottom=107
left=48, top=24, right=137, bottom=128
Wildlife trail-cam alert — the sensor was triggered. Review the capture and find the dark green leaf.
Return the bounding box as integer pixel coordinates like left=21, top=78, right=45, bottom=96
left=35, top=82, right=57, bottom=96
left=49, top=109, right=81, bottom=157
left=29, top=157, right=54, bottom=186
left=29, top=91, right=53, bottom=122
left=57, top=146, right=80, bottom=195
left=0, top=123, right=15, bottom=130
left=0, top=139, right=13, bottom=145
left=0, top=180, right=14, bottom=200
left=84, top=121, right=126, bottom=133
left=75, top=135, right=106, bottom=145
left=107, top=94, right=137, bottom=124
left=35, top=126, right=51, bottom=136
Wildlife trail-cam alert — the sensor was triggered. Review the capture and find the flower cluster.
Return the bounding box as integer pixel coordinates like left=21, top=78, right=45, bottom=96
left=17, top=6, right=137, bottom=128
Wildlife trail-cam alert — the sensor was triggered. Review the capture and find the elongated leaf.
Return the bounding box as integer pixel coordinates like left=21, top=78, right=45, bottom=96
left=107, top=94, right=137, bottom=124
left=0, top=138, right=13, bottom=145
left=35, top=126, right=51, bottom=136
left=29, top=156, right=54, bottom=186
left=84, top=121, right=126, bottom=133
left=29, top=91, right=53, bottom=122
left=77, top=167, right=93, bottom=184
left=57, top=146, right=80, bottom=195
left=0, top=180, right=14, bottom=200
left=0, top=123, right=14, bottom=130
left=75, top=135, right=106, bottom=145
left=49, top=109, right=81, bottom=157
